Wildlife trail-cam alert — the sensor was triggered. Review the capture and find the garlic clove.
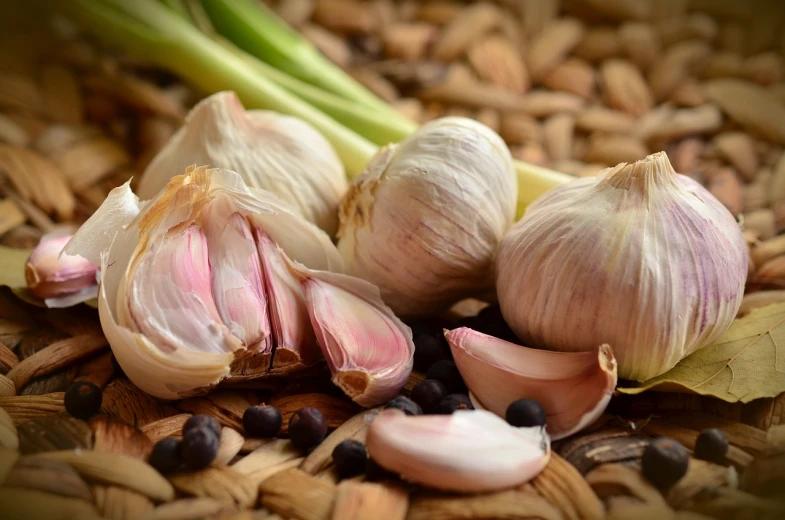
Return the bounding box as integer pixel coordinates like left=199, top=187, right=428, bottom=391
left=26, top=231, right=98, bottom=302
left=137, top=91, right=348, bottom=235
left=255, top=229, right=321, bottom=372
left=365, top=409, right=550, bottom=492
left=445, top=327, right=617, bottom=440
left=287, top=262, right=414, bottom=407
left=203, top=197, right=273, bottom=374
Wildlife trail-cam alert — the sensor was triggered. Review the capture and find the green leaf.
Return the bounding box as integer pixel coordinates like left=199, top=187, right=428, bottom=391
left=618, top=303, right=785, bottom=403
left=0, top=246, right=31, bottom=289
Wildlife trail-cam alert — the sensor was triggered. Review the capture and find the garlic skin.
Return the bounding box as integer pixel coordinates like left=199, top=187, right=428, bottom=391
left=137, top=91, right=348, bottom=235
left=366, top=409, right=550, bottom=492
left=287, top=263, right=415, bottom=407
left=496, top=152, right=748, bottom=381
left=26, top=231, right=98, bottom=307
left=64, top=166, right=343, bottom=399
left=338, top=117, right=517, bottom=317
left=446, top=328, right=617, bottom=440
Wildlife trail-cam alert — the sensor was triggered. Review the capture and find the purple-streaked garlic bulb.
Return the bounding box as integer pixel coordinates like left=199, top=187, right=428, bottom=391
left=496, top=152, right=747, bottom=381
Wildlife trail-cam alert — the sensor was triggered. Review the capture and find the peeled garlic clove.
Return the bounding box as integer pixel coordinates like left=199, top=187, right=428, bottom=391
left=446, top=327, right=617, bottom=440
left=496, top=152, right=748, bottom=381
left=338, top=117, right=517, bottom=317
left=366, top=409, right=550, bottom=492
left=288, top=263, right=414, bottom=406
left=65, top=167, right=344, bottom=399
left=26, top=231, right=98, bottom=304
left=255, top=230, right=321, bottom=372
left=137, top=91, right=348, bottom=235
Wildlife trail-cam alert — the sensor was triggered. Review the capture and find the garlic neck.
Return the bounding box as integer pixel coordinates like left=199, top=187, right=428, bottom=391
left=599, top=151, right=679, bottom=196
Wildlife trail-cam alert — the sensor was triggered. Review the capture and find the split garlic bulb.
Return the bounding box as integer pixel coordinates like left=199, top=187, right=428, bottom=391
left=338, top=117, right=517, bottom=316
left=496, top=152, right=747, bottom=381
left=137, top=91, right=348, bottom=235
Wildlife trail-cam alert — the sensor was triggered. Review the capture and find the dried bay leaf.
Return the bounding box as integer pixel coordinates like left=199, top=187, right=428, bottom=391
left=619, top=303, right=785, bottom=402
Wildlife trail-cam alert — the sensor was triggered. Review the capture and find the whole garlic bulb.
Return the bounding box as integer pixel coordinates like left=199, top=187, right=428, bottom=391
left=496, top=152, right=747, bottom=381
left=137, top=91, right=348, bottom=235
left=338, top=117, right=517, bottom=317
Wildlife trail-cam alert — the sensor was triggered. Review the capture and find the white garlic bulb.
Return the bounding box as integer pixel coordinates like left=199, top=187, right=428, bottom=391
left=496, top=152, right=748, bottom=381
left=338, top=117, right=517, bottom=317
left=137, top=91, right=348, bottom=235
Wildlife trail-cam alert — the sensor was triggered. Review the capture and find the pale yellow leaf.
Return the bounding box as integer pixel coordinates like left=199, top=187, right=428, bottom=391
left=618, top=303, right=785, bottom=403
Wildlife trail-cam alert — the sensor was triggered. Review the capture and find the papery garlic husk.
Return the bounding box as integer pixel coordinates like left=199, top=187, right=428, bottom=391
left=137, top=91, right=348, bottom=235
left=366, top=409, right=550, bottom=492
left=496, top=152, right=748, bottom=381
left=26, top=230, right=99, bottom=307
left=64, top=166, right=343, bottom=399
left=337, top=117, right=517, bottom=317
left=286, top=262, right=415, bottom=407
left=446, top=327, right=617, bottom=440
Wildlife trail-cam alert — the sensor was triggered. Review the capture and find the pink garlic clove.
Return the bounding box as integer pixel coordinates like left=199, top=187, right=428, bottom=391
left=288, top=263, right=414, bottom=407
left=25, top=231, right=98, bottom=301
left=446, top=327, right=617, bottom=440
left=366, top=409, right=550, bottom=492
left=255, top=229, right=322, bottom=372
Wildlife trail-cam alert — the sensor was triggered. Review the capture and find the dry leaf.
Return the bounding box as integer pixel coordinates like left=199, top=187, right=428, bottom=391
left=619, top=303, right=785, bottom=402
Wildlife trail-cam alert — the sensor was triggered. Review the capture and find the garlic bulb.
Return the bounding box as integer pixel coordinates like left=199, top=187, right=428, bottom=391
left=366, top=409, right=550, bottom=492
left=26, top=230, right=98, bottom=308
left=496, top=152, right=748, bottom=381
left=137, top=91, right=348, bottom=235
left=65, top=166, right=343, bottom=399
left=338, top=117, right=517, bottom=317
left=446, top=328, right=617, bottom=440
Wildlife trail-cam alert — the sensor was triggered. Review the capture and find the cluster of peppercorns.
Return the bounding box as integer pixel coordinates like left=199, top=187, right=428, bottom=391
left=148, top=414, right=222, bottom=474
left=242, top=404, right=329, bottom=453
left=641, top=427, right=729, bottom=493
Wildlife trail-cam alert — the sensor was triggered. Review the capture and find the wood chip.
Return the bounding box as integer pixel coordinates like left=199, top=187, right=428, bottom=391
left=742, top=52, right=784, bottom=86
left=407, top=488, right=563, bottom=520
left=528, top=18, right=585, bottom=81
left=0, top=73, right=44, bottom=114
left=708, top=167, right=743, bottom=216
left=600, top=59, right=653, bottom=116
left=382, top=23, right=437, bottom=61
left=232, top=438, right=302, bottom=484
left=331, top=481, right=408, bottom=520
left=170, top=466, right=258, bottom=507
left=89, top=414, right=153, bottom=460
left=713, top=132, right=759, bottom=181
left=349, top=69, right=398, bottom=102
left=0, top=392, right=65, bottom=424
left=751, top=233, right=785, bottom=267
left=743, top=209, right=776, bottom=240
left=17, top=412, right=93, bottom=454
left=618, top=22, right=661, bottom=71
left=275, top=0, right=315, bottom=28
left=34, top=123, right=101, bottom=159
left=573, top=26, right=620, bottom=64
left=214, top=426, right=245, bottom=466
left=55, top=136, right=130, bottom=191
left=648, top=40, right=711, bottom=101
left=40, top=65, right=83, bottom=125
left=94, top=484, right=155, bottom=520
left=0, top=198, right=26, bottom=236
left=101, top=378, right=174, bottom=428
left=532, top=453, right=605, bottom=520
left=0, top=373, right=15, bottom=397
left=519, top=0, right=559, bottom=41
left=0, top=487, right=102, bottom=520
left=669, top=80, right=706, bottom=108
left=575, top=106, right=636, bottom=134
left=417, top=65, right=524, bottom=111
left=468, top=35, right=529, bottom=94
left=542, top=58, right=596, bottom=99
left=647, top=104, right=723, bottom=144
left=8, top=456, right=92, bottom=501
left=0, top=113, right=29, bottom=146
left=586, top=134, right=649, bottom=165
left=658, top=13, right=718, bottom=47
left=82, top=74, right=184, bottom=120
left=30, top=450, right=175, bottom=501
left=704, top=78, right=785, bottom=146
left=7, top=334, right=108, bottom=390
left=543, top=114, right=575, bottom=163
left=0, top=445, right=19, bottom=485
left=668, top=138, right=704, bottom=175
left=739, top=290, right=785, bottom=316
left=500, top=113, right=542, bottom=144
left=514, top=141, right=550, bottom=168
left=519, top=90, right=585, bottom=117
left=432, top=2, right=501, bottom=61
left=260, top=468, right=336, bottom=520
left=0, top=144, right=75, bottom=220
left=140, top=413, right=191, bottom=443
left=0, top=405, right=18, bottom=449
left=313, top=0, right=375, bottom=34
left=145, top=498, right=233, bottom=520
left=569, top=0, right=651, bottom=22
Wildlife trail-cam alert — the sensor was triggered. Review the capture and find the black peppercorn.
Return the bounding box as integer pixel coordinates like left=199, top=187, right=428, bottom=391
left=411, top=379, right=448, bottom=414
left=148, top=437, right=182, bottom=474
left=412, top=334, right=448, bottom=372
left=505, top=399, right=547, bottom=428
left=64, top=381, right=103, bottom=420
left=425, top=360, right=467, bottom=394
left=694, top=428, right=728, bottom=465
left=181, top=426, right=219, bottom=471
left=289, top=407, right=328, bottom=452
left=641, top=437, right=689, bottom=492
left=183, top=414, right=222, bottom=439
left=366, top=457, right=397, bottom=482
left=332, top=439, right=368, bottom=480
left=384, top=396, right=423, bottom=416
left=243, top=405, right=282, bottom=438
left=435, top=394, right=474, bottom=414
